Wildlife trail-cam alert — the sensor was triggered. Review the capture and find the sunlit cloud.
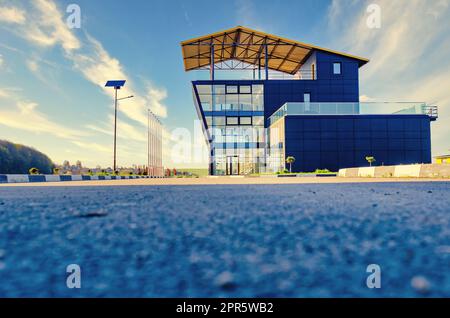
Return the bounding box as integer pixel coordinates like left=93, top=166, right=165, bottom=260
left=0, top=100, right=87, bottom=139
left=0, top=6, right=26, bottom=24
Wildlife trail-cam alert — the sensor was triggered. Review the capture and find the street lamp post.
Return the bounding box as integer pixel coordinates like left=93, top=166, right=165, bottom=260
left=105, top=80, right=133, bottom=172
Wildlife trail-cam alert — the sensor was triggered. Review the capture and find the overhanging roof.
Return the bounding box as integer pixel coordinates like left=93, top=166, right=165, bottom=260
left=181, top=26, right=369, bottom=75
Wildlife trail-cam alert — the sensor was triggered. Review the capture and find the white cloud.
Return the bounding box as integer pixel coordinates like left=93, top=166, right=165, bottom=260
left=26, top=0, right=80, bottom=52
left=0, top=6, right=26, bottom=24
left=147, top=87, right=168, bottom=118
left=0, top=100, right=86, bottom=139
left=71, top=141, right=110, bottom=153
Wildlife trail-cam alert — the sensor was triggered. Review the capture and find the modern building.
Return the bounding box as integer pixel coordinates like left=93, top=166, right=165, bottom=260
left=181, top=26, right=438, bottom=175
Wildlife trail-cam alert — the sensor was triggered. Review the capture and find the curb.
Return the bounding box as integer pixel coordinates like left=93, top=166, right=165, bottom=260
left=0, top=175, right=164, bottom=184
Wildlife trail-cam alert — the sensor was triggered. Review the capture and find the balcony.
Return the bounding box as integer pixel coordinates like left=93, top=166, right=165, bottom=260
left=269, top=102, right=438, bottom=125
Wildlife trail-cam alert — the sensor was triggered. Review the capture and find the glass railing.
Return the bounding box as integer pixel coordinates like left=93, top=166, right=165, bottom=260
left=269, top=102, right=438, bottom=125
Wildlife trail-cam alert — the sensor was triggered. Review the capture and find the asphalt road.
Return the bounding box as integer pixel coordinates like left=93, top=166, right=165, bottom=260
left=0, top=182, right=449, bottom=297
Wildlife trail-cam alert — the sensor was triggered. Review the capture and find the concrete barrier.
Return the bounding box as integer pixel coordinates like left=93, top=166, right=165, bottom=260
left=394, top=164, right=422, bottom=177
left=358, top=167, right=375, bottom=177
left=45, top=175, right=60, bottom=182
left=0, top=175, right=154, bottom=184
left=6, top=175, right=30, bottom=183
left=374, top=166, right=395, bottom=178
left=339, top=164, right=450, bottom=178
left=419, top=164, right=450, bottom=178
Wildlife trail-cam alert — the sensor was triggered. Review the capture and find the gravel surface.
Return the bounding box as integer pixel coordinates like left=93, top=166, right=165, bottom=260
left=0, top=182, right=449, bottom=297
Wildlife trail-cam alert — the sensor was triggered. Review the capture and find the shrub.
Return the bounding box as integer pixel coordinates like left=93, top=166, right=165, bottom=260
left=315, top=168, right=331, bottom=174
left=29, top=167, right=40, bottom=175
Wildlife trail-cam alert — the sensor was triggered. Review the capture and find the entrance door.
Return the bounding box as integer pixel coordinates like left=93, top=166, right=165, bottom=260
left=226, top=156, right=240, bottom=175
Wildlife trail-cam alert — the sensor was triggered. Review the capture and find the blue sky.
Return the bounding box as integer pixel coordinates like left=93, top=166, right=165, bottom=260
left=0, top=0, right=449, bottom=168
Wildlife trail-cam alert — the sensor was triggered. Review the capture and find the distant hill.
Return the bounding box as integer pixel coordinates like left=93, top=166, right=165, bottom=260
left=0, top=140, right=54, bottom=174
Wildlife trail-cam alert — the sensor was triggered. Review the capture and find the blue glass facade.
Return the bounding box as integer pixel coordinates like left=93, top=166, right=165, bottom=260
left=193, top=82, right=266, bottom=175
left=191, top=48, right=433, bottom=174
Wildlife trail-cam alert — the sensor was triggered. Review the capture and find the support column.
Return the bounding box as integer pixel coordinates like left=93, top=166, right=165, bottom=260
left=210, top=44, right=215, bottom=81
left=265, top=44, right=269, bottom=80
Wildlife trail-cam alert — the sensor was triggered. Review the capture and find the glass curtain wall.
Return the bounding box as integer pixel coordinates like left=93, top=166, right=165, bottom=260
left=196, top=83, right=266, bottom=175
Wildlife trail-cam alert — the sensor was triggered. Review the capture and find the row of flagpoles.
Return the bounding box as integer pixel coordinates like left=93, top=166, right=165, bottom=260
left=147, top=109, right=164, bottom=177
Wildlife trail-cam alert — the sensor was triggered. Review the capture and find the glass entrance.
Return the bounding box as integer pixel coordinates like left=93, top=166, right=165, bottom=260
left=226, top=156, right=240, bottom=175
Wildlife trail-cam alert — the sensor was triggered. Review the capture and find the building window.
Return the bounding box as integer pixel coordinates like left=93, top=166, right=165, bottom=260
left=226, top=116, right=239, bottom=125
left=304, top=93, right=311, bottom=111
left=240, top=117, right=252, bottom=126
left=252, top=84, right=264, bottom=94
left=253, top=116, right=264, bottom=126
left=213, top=116, right=225, bottom=126
left=333, top=62, right=342, bottom=74
left=197, top=85, right=212, bottom=94
left=226, top=85, right=238, bottom=94
left=239, top=85, right=251, bottom=94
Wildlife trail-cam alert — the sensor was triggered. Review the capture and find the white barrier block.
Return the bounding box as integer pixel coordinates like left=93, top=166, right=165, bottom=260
left=394, top=164, right=421, bottom=177
left=338, top=169, right=347, bottom=177
left=7, top=175, right=29, bottom=183
left=358, top=167, right=375, bottom=177
left=90, top=175, right=99, bottom=180
left=45, top=175, right=61, bottom=182
left=71, top=175, right=82, bottom=181
left=104, top=176, right=111, bottom=180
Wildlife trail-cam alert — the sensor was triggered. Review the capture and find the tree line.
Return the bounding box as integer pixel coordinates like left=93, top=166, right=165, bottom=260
left=0, top=140, right=54, bottom=174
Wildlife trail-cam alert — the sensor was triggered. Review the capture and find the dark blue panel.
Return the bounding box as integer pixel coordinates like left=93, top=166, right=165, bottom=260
left=60, top=175, right=72, bottom=181
left=404, top=130, right=421, bottom=138
left=304, top=139, right=321, bottom=151
left=389, top=151, right=405, bottom=164
left=283, top=115, right=431, bottom=172
left=82, top=175, right=91, bottom=180
left=387, top=118, right=405, bottom=131
left=404, top=139, right=421, bottom=150
left=0, top=175, right=7, bottom=183
left=389, top=139, right=404, bottom=150
left=371, top=130, right=388, bottom=138
left=304, top=120, right=320, bottom=131
left=372, top=139, right=388, bottom=150
left=355, top=131, right=371, bottom=139
left=405, top=151, right=422, bottom=163
left=321, top=139, right=338, bottom=151
left=338, top=139, right=354, bottom=151
left=320, top=119, right=337, bottom=131
left=339, top=152, right=355, bottom=168
left=29, top=175, right=46, bottom=182
left=355, top=139, right=371, bottom=150
left=337, top=119, right=354, bottom=131
left=321, top=152, right=338, bottom=171
left=371, top=118, right=387, bottom=131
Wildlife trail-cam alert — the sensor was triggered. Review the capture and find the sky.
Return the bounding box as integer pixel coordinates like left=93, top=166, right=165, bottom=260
left=0, top=0, right=449, bottom=169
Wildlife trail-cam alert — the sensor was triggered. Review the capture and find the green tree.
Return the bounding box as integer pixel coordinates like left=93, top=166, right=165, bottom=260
left=366, top=156, right=376, bottom=167
left=286, top=156, right=296, bottom=173
left=0, top=140, right=54, bottom=174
